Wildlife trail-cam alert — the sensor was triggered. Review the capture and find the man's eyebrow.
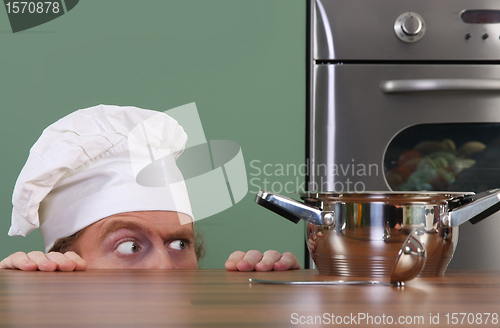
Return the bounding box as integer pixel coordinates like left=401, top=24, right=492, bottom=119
left=97, top=219, right=196, bottom=245
left=164, top=229, right=196, bottom=243
left=98, top=220, right=151, bottom=245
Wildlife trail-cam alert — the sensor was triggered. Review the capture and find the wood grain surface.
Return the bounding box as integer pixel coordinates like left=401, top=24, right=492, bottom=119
left=1, top=269, right=499, bottom=327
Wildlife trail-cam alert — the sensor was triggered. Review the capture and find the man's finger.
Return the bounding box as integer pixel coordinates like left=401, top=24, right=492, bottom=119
left=27, top=251, right=58, bottom=271
left=225, top=251, right=246, bottom=271
left=254, top=250, right=282, bottom=272
left=273, top=252, right=302, bottom=271
left=63, top=251, right=88, bottom=271
left=236, top=250, right=264, bottom=272
left=45, top=252, right=78, bottom=271
left=0, top=252, right=38, bottom=271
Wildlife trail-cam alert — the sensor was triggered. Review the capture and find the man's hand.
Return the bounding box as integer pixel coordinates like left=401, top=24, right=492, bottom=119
left=0, top=251, right=87, bottom=271
left=225, top=250, right=302, bottom=271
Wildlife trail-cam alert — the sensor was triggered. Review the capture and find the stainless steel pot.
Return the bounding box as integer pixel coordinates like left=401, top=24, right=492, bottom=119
left=256, top=189, right=500, bottom=277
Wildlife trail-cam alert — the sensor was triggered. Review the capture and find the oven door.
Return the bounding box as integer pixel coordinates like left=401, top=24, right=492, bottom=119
left=309, top=64, right=500, bottom=270
left=310, top=64, right=500, bottom=192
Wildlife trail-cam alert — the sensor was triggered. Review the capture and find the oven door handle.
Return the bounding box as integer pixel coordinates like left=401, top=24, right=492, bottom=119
left=380, top=79, right=500, bottom=93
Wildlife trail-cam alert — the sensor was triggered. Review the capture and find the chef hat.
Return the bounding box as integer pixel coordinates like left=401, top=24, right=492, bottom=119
left=9, top=104, right=193, bottom=252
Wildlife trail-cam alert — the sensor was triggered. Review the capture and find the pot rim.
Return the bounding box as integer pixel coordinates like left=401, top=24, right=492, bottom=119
left=299, top=191, right=474, bottom=203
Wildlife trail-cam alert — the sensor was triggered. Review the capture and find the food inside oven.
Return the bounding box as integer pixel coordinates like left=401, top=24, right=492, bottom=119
left=385, top=123, right=500, bottom=192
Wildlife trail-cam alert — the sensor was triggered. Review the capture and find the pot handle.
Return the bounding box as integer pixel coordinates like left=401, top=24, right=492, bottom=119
left=444, top=189, right=500, bottom=227
left=255, top=191, right=334, bottom=226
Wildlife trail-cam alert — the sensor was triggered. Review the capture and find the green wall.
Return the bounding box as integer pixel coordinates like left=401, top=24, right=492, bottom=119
left=0, top=0, right=306, bottom=268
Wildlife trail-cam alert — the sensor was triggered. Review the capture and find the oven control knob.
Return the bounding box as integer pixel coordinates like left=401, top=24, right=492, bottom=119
left=394, top=12, right=426, bottom=43
left=402, top=15, right=422, bottom=35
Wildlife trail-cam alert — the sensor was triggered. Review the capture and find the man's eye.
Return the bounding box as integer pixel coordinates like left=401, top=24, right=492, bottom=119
left=168, top=240, right=186, bottom=250
left=116, top=241, right=139, bottom=254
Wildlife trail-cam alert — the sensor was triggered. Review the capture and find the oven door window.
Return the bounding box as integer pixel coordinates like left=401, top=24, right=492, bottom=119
left=385, top=123, right=500, bottom=193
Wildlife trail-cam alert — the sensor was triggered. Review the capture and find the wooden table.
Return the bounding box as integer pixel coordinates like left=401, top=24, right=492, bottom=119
left=1, top=269, right=499, bottom=327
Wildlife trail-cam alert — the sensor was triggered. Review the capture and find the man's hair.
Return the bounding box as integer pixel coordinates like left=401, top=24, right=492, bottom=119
left=49, top=230, right=83, bottom=255
left=49, top=227, right=206, bottom=261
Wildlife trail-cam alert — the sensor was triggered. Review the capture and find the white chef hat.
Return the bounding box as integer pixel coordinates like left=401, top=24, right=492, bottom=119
left=9, top=104, right=193, bottom=252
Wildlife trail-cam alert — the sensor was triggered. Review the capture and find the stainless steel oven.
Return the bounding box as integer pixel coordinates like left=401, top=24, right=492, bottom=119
left=307, top=0, right=500, bottom=270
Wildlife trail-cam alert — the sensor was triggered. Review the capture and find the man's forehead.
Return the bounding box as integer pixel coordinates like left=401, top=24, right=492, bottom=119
left=96, top=211, right=194, bottom=241
left=105, top=211, right=192, bottom=224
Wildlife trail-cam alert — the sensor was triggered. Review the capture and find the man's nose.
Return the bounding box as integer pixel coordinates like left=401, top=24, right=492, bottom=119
left=148, top=247, right=177, bottom=269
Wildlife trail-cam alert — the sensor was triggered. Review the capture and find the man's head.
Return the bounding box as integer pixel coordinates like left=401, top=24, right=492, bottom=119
left=9, top=105, right=197, bottom=268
